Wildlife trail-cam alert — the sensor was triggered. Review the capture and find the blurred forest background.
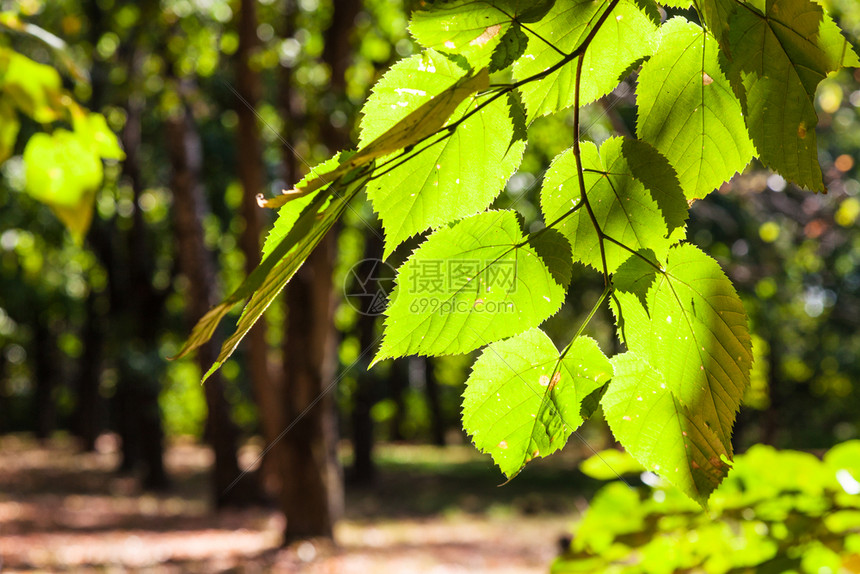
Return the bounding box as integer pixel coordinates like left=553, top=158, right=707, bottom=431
left=1, top=0, right=860, bottom=571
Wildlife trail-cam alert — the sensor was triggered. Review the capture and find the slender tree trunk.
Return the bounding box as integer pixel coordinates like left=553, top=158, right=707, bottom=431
left=281, top=236, right=342, bottom=541
left=0, top=352, right=8, bottom=433
left=389, top=360, right=408, bottom=441
left=72, top=290, right=104, bottom=451
left=761, top=333, right=781, bottom=446
left=32, top=317, right=57, bottom=439
left=234, top=0, right=284, bottom=496
left=166, top=95, right=256, bottom=507
left=349, top=229, right=384, bottom=484
left=423, top=357, right=446, bottom=446
left=275, top=0, right=362, bottom=542
left=113, top=65, right=169, bottom=488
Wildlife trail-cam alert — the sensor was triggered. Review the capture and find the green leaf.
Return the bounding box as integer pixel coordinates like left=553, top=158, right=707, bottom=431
left=0, top=49, right=63, bottom=123
left=261, top=154, right=347, bottom=260
left=603, top=352, right=732, bottom=505
left=818, top=9, right=860, bottom=69
left=408, top=0, right=544, bottom=68
left=358, top=50, right=477, bottom=147
left=205, top=184, right=360, bottom=381
left=176, top=174, right=367, bottom=378
left=612, top=243, right=752, bottom=451
left=612, top=249, right=659, bottom=312
left=0, top=98, right=19, bottom=164
left=175, top=183, right=334, bottom=360
left=462, top=328, right=611, bottom=477
left=540, top=137, right=687, bottom=274
left=22, top=129, right=102, bottom=240
left=374, top=210, right=564, bottom=362
left=698, top=0, right=735, bottom=50
left=512, top=0, right=656, bottom=120
left=637, top=18, right=755, bottom=200
left=727, top=0, right=841, bottom=191
left=824, top=440, right=860, bottom=483
left=364, top=51, right=525, bottom=258
left=579, top=448, right=644, bottom=480
left=490, top=22, right=529, bottom=73
left=23, top=130, right=102, bottom=207
left=72, top=112, right=125, bottom=161
left=529, top=228, right=573, bottom=289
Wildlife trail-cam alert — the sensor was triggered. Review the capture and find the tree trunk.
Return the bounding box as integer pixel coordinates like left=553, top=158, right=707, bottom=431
left=424, top=357, right=446, bottom=446
left=280, top=236, right=342, bottom=541
left=112, top=65, right=169, bottom=488
left=32, top=316, right=57, bottom=440
left=234, top=0, right=284, bottom=497
left=165, top=95, right=256, bottom=507
left=389, top=360, right=408, bottom=441
left=72, top=290, right=104, bottom=451
left=349, top=228, right=384, bottom=484
left=274, top=0, right=362, bottom=542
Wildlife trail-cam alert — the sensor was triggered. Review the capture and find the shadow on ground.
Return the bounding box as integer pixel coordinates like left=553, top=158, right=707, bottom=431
left=0, top=435, right=605, bottom=573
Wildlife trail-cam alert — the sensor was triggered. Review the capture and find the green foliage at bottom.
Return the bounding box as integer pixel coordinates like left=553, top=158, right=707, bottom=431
left=554, top=441, right=860, bottom=573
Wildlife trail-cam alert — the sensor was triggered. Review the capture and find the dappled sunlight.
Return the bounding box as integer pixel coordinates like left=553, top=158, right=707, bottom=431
left=0, top=436, right=583, bottom=573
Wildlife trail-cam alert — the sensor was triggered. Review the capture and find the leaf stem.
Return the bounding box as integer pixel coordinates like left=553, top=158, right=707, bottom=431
left=601, top=233, right=665, bottom=273
left=560, top=282, right=612, bottom=362
left=372, top=0, right=621, bottom=184
left=572, top=0, right=620, bottom=287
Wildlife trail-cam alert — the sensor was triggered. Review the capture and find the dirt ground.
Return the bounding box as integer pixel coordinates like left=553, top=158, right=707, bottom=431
left=0, top=435, right=596, bottom=573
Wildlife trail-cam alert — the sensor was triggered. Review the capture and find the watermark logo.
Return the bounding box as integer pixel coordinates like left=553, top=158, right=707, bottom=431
left=343, top=257, right=520, bottom=316
left=406, top=259, right=517, bottom=294
left=343, top=258, right=397, bottom=316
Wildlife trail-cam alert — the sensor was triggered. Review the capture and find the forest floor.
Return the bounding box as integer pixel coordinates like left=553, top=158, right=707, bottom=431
left=0, top=434, right=605, bottom=573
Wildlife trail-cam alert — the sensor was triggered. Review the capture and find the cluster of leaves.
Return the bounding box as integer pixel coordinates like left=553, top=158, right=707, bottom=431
left=178, top=0, right=859, bottom=504
left=556, top=441, right=860, bottom=573
left=0, top=12, right=124, bottom=241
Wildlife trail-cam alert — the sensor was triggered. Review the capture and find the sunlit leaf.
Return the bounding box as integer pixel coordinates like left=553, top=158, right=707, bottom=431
left=0, top=49, right=63, bottom=123
left=463, top=328, right=611, bottom=477
left=540, top=137, right=686, bottom=273
left=408, top=0, right=551, bottom=68
left=72, top=111, right=125, bottom=161
left=579, top=448, right=645, bottom=480
left=603, top=352, right=732, bottom=505
left=363, top=51, right=525, bottom=258
left=637, top=18, right=755, bottom=200
left=612, top=243, right=752, bottom=451
left=727, top=0, right=843, bottom=191
left=512, top=0, right=656, bottom=120
left=374, top=210, right=564, bottom=362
